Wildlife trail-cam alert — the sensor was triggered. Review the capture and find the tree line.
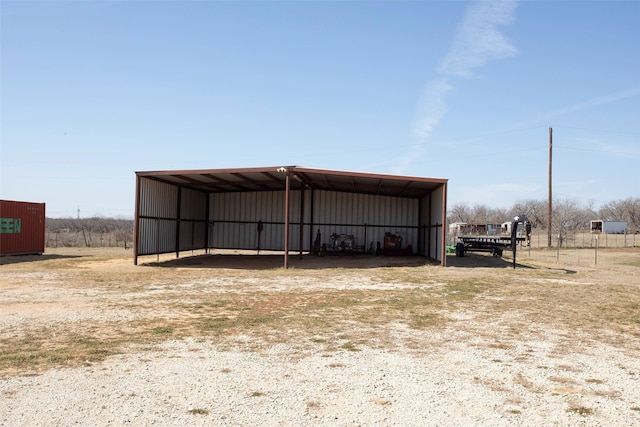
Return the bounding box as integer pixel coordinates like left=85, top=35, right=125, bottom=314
left=447, top=197, right=640, bottom=236
left=46, top=217, right=134, bottom=248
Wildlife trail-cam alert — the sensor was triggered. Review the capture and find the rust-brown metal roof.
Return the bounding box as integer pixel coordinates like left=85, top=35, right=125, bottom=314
left=136, top=166, right=447, bottom=199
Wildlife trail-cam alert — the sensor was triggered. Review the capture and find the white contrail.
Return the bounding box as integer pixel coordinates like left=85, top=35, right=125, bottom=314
left=412, top=77, right=453, bottom=140
left=541, top=86, right=640, bottom=120
left=439, top=0, right=518, bottom=78
left=398, top=0, right=518, bottom=173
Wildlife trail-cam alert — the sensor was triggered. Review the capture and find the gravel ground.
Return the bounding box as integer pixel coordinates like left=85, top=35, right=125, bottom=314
left=2, top=248, right=639, bottom=426
left=3, top=333, right=639, bottom=427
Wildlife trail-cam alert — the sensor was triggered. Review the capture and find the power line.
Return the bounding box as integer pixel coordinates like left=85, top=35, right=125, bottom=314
left=553, top=125, right=640, bottom=135
left=556, top=146, right=640, bottom=156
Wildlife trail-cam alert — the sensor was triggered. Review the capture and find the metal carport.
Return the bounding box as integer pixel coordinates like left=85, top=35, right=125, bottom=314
left=134, top=166, right=448, bottom=267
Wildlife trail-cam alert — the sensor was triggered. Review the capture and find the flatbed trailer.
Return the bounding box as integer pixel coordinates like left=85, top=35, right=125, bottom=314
left=455, top=235, right=526, bottom=257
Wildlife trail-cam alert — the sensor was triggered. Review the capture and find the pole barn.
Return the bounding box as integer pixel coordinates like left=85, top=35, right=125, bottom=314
left=134, top=166, right=448, bottom=267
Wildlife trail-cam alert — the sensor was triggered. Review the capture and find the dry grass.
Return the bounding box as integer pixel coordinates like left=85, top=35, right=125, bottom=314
left=0, top=246, right=639, bottom=378
left=565, top=405, right=593, bottom=416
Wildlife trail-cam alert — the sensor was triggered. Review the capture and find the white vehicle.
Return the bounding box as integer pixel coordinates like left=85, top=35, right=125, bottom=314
left=590, top=220, right=627, bottom=234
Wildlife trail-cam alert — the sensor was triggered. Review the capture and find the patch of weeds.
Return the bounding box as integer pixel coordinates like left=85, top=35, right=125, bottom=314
left=506, top=409, right=522, bottom=414
left=204, top=299, right=230, bottom=308
left=585, top=378, right=604, bottom=384
left=220, top=368, right=231, bottom=373
left=630, top=406, right=640, bottom=412
left=408, top=313, right=441, bottom=329
left=247, top=315, right=279, bottom=326
left=488, top=342, right=510, bottom=350
left=340, top=342, right=360, bottom=352
left=327, top=362, right=345, bottom=368
left=199, top=316, right=230, bottom=331
left=151, top=326, right=173, bottom=335
left=566, top=405, right=593, bottom=416
left=249, top=391, right=265, bottom=397
left=187, top=408, right=209, bottom=415
left=0, top=333, right=122, bottom=377
left=443, top=280, right=492, bottom=301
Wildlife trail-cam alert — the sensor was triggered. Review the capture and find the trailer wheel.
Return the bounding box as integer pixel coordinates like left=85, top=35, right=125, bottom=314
left=455, top=242, right=465, bottom=257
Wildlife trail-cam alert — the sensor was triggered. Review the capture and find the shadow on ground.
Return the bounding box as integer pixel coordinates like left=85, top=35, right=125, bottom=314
left=0, top=253, right=82, bottom=266
left=445, top=252, right=536, bottom=269
left=142, top=253, right=439, bottom=270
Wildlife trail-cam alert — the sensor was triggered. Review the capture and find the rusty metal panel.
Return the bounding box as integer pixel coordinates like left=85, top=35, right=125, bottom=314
left=0, top=200, right=46, bottom=256
left=139, top=177, right=178, bottom=218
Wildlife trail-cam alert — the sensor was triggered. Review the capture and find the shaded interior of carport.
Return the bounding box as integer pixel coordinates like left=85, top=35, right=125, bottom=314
left=134, top=166, right=448, bottom=267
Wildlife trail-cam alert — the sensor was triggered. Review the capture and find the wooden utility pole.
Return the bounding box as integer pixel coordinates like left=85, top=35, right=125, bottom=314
left=547, top=127, right=553, bottom=247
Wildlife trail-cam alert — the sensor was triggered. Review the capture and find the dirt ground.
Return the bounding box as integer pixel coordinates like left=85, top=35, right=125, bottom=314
left=1, top=246, right=639, bottom=425
left=1, top=245, right=639, bottom=372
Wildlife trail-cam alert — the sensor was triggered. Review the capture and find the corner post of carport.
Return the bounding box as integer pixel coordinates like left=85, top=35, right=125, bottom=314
left=283, top=168, right=291, bottom=269
left=134, top=173, right=141, bottom=266
left=441, top=181, right=448, bottom=266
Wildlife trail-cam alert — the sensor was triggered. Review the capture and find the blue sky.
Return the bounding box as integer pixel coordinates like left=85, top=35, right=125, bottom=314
left=1, top=0, right=638, bottom=218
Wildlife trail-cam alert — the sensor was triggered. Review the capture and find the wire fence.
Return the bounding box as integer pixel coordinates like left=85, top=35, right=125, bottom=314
left=528, top=231, right=638, bottom=249
left=46, top=231, right=133, bottom=249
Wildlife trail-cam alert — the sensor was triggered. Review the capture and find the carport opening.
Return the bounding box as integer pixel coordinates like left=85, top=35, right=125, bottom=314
left=134, top=166, right=448, bottom=268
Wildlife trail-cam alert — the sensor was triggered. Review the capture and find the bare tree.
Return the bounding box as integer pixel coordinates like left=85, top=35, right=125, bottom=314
left=511, top=199, right=547, bottom=229
left=599, top=197, right=640, bottom=232
left=46, top=217, right=133, bottom=248
left=449, top=203, right=471, bottom=223
left=552, top=198, right=585, bottom=246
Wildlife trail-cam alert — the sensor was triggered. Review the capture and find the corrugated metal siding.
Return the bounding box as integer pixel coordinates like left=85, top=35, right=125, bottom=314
left=180, top=188, right=207, bottom=220
left=419, top=194, right=431, bottom=258
left=178, top=188, right=208, bottom=252
left=137, top=180, right=211, bottom=254
left=137, top=218, right=177, bottom=255
left=0, top=200, right=46, bottom=256
left=208, top=190, right=309, bottom=251
left=429, top=186, right=445, bottom=261
left=312, top=190, right=418, bottom=252
left=139, top=177, right=178, bottom=218
left=179, top=220, right=206, bottom=251
left=210, top=191, right=288, bottom=223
